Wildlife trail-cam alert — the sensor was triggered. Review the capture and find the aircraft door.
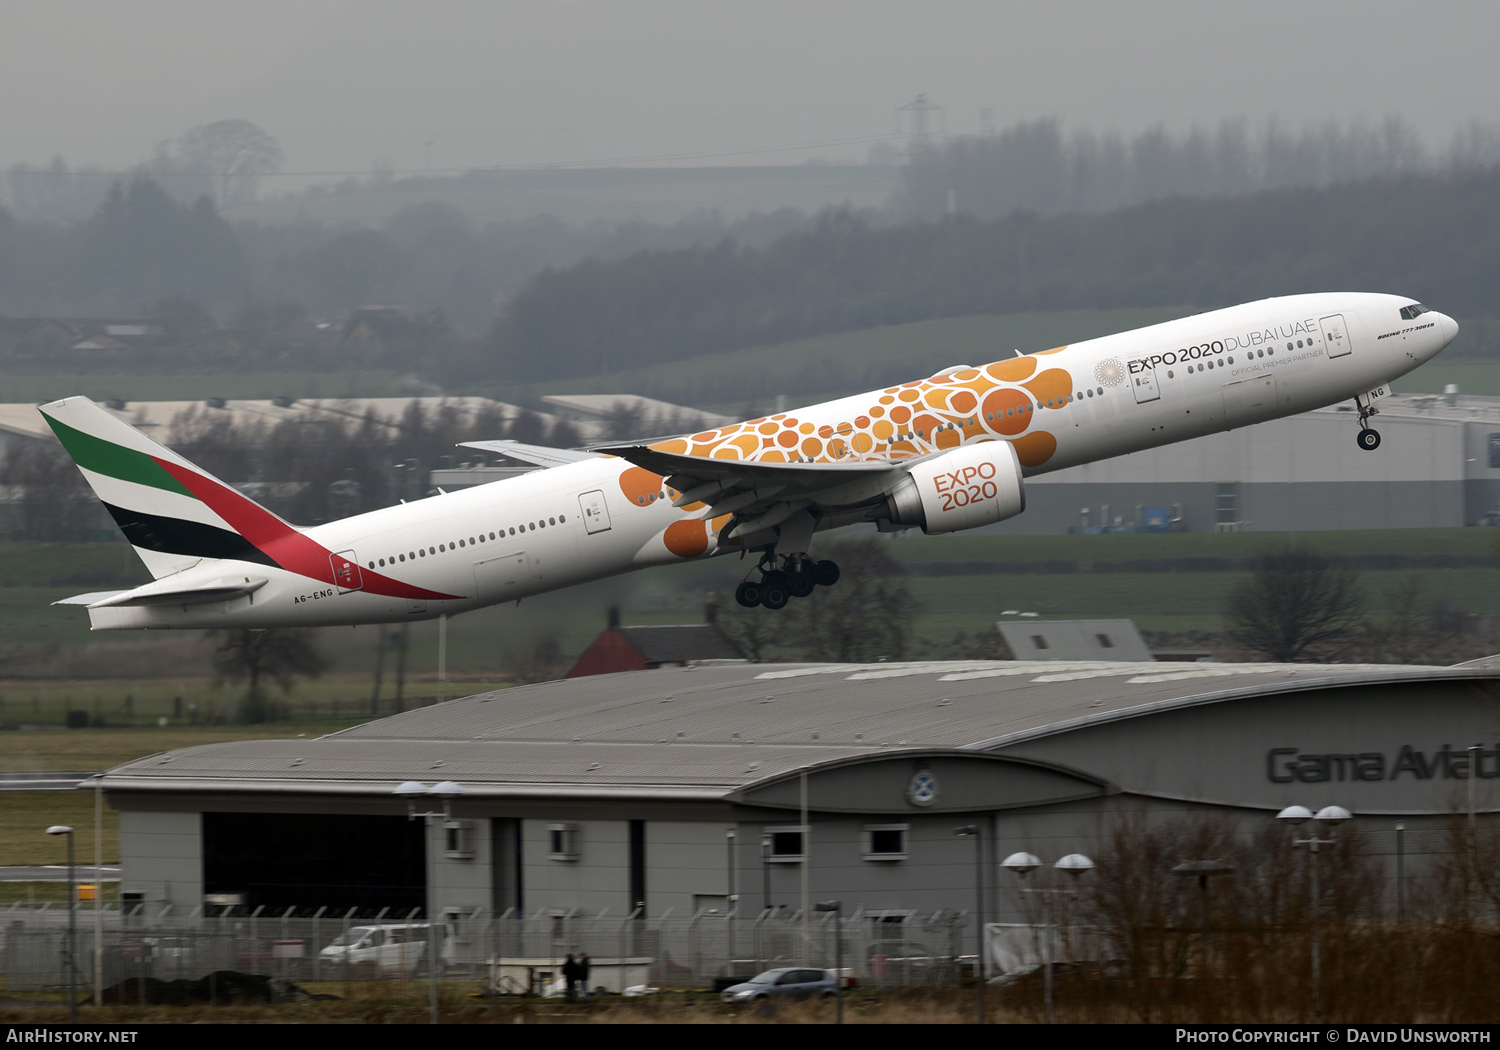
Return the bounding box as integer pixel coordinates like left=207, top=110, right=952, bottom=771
left=330, top=550, right=364, bottom=593
left=579, top=490, right=612, bottom=534
left=1131, top=365, right=1161, bottom=404
left=473, top=550, right=527, bottom=602
left=1321, top=314, right=1351, bottom=358
left=1222, top=374, right=1278, bottom=428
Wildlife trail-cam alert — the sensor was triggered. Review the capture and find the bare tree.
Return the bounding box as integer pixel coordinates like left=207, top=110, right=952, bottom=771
left=781, top=536, right=918, bottom=662
left=175, top=120, right=283, bottom=208
left=501, top=628, right=565, bottom=684
left=1363, top=575, right=1435, bottom=664
left=1225, top=540, right=1364, bottom=662
left=211, top=628, right=327, bottom=723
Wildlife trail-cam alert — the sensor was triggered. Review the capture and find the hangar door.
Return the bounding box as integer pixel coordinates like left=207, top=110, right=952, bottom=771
left=203, top=813, right=425, bottom=915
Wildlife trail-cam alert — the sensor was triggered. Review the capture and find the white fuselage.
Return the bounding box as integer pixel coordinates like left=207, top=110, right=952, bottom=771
left=86, top=292, right=1454, bottom=630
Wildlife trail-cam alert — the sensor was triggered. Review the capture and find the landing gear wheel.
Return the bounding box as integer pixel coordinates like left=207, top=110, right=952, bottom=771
left=814, top=560, right=841, bottom=587
left=759, top=571, right=791, bottom=610
left=787, top=561, right=817, bottom=598
left=735, top=581, right=762, bottom=608
left=1357, top=428, right=1382, bottom=451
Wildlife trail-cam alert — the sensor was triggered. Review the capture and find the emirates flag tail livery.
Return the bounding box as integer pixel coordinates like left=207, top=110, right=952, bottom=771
left=43, top=292, right=1456, bottom=631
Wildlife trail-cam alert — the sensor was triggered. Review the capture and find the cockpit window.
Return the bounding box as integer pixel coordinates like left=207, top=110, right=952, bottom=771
left=1399, top=304, right=1430, bottom=321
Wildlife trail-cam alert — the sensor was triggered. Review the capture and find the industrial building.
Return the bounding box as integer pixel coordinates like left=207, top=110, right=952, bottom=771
left=987, top=390, right=1500, bottom=533
left=101, top=659, right=1497, bottom=924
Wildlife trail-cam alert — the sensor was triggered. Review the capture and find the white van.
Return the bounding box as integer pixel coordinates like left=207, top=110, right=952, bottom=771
left=318, top=923, right=457, bottom=976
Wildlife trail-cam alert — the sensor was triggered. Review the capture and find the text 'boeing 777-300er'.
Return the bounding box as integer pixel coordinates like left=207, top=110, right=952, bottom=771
left=40, top=292, right=1456, bottom=630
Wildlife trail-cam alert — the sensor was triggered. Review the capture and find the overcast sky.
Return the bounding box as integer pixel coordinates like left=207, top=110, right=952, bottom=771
left=3, top=0, right=1498, bottom=182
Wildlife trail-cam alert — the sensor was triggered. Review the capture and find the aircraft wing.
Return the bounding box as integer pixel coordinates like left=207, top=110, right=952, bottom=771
left=594, top=444, right=895, bottom=490
left=458, top=440, right=602, bottom=469
left=592, top=443, right=903, bottom=540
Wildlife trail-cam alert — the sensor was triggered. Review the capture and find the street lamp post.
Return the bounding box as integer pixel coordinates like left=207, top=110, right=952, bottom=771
left=814, top=901, right=843, bottom=1024
left=954, top=826, right=985, bottom=1024
left=760, top=833, right=772, bottom=915
left=46, top=825, right=76, bottom=1023
left=1277, top=804, right=1350, bottom=1023
left=1170, top=860, right=1236, bottom=1022
left=1002, top=851, right=1094, bottom=1024
left=395, top=780, right=466, bottom=1025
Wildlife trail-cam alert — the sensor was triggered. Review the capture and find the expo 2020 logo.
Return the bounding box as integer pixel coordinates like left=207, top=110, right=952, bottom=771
left=906, top=769, right=940, bottom=808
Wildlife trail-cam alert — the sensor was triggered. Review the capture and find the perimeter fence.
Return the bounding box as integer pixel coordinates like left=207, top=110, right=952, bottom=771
left=2, top=904, right=967, bottom=995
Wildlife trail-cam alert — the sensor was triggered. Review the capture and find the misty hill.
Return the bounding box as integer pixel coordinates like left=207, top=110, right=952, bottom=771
left=224, top=165, right=901, bottom=228
left=485, top=169, right=1500, bottom=382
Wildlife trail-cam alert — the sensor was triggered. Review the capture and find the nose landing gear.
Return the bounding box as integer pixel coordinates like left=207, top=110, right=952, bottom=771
left=734, top=554, right=841, bottom=609
left=1353, top=393, right=1382, bottom=451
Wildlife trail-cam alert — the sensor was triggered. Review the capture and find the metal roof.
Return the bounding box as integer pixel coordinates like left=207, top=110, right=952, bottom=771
left=97, top=660, right=1492, bottom=798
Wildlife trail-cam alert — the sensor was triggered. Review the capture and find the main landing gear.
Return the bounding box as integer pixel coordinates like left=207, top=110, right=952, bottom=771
left=1353, top=394, right=1381, bottom=451
left=734, top=554, right=840, bottom=610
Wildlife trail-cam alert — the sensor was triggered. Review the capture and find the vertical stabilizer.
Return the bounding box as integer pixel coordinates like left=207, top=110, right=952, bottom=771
left=38, top=397, right=299, bottom=580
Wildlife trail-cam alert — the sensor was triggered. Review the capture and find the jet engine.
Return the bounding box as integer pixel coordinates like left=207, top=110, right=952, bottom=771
left=884, top=440, right=1025, bottom=534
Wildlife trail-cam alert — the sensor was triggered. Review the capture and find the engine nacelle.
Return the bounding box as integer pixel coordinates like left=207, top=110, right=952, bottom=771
left=885, top=441, right=1025, bottom=534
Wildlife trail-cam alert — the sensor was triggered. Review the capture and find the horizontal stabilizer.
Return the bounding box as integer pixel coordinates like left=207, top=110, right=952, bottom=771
left=53, top=591, right=128, bottom=607
left=458, top=440, right=601, bottom=469
left=77, top=577, right=268, bottom=609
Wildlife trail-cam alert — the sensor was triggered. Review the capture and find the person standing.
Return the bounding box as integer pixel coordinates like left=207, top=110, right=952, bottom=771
left=562, top=953, right=580, bottom=1001
left=578, top=952, right=592, bottom=1000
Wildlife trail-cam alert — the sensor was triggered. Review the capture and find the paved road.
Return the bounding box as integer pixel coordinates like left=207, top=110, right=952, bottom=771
left=0, top=866, right=120, bottom=882
left=0, top=772, right=99, bottom=791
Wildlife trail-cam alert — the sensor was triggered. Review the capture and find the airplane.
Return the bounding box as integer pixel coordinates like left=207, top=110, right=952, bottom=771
left=40, top=291, right=1456, bottom=629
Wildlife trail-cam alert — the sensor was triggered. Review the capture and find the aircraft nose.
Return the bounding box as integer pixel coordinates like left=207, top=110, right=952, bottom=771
left=1438, top=312, right=1459, bottom=346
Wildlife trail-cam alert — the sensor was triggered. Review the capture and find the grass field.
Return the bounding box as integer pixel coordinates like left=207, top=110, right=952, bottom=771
left=501, top=308, right=1190, bottom=411
left=3, top=309, right=1494, bottom=413
left=4, top=528, right=1499, bottom=670
left=1390, top=359, right=1500, bottom=395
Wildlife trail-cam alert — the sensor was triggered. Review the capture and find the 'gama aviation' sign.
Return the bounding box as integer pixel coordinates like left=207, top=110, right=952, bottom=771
left=1267, top=745, right=1499, bottom=784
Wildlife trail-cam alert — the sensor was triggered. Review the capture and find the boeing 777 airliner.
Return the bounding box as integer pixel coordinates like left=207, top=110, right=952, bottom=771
left=40, top=292, right=1456, bottom=629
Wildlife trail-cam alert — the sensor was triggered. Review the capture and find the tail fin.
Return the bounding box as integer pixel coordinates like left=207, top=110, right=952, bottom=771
left=39, top=397, right=305, bottom=580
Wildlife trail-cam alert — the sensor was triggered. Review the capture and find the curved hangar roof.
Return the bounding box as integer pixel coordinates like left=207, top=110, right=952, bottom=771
left=99, top=660, right=1495, bottom=814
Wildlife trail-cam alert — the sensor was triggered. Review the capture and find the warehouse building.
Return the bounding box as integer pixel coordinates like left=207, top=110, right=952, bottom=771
left=101, top=659, right=1499, bottom=923
left=986, top=391, right=1500, bottom=533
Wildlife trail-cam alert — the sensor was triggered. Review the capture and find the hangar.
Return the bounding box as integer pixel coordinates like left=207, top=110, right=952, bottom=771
left=101, top=659, right=1500, bottom=923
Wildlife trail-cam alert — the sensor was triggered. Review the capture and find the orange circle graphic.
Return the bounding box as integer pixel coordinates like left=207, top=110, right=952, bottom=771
left=984, top=358, right=1038, bottom=384
left=981, top=388, right=1033, bottom=435
left=1011, top=430, right=1058, bottom=467
left=618, top=467, right=664, bottom=505
left=663, top=519, right=709, bottom=558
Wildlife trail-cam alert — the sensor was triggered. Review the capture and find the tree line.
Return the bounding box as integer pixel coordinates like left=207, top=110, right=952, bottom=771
left=486, top=168, right=1500, bottom=381
left=897, top=115, right=1489, bottom=221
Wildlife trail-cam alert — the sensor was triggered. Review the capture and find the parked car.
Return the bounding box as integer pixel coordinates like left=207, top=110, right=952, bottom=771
left=317, top=923, right=456, bottom=976
left=719, top=967, right=838, bottom=1003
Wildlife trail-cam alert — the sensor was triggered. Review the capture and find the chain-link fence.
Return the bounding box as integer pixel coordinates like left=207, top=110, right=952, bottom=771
left=2, top=904, right=967, bottom=995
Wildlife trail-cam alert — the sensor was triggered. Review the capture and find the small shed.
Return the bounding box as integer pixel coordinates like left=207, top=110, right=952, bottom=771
left=994, top=619, right=1154, bottom=662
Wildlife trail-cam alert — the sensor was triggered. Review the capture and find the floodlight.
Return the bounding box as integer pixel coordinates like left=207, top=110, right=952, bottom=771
left=1276, top=805, right=1313, bottom=825
left=45, top=825, right=73, bottom=836
left=393, top=781, right=428, bottom=796
left=1314, top=805, right=1351, bottom=825
left=429, top=780, right=465, bottom=798
left=1054, top=853, right=1095, bottom=877
left=1001, top=851, right=1041, bottom=874
left=954, top=825, right=979, bottom=837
